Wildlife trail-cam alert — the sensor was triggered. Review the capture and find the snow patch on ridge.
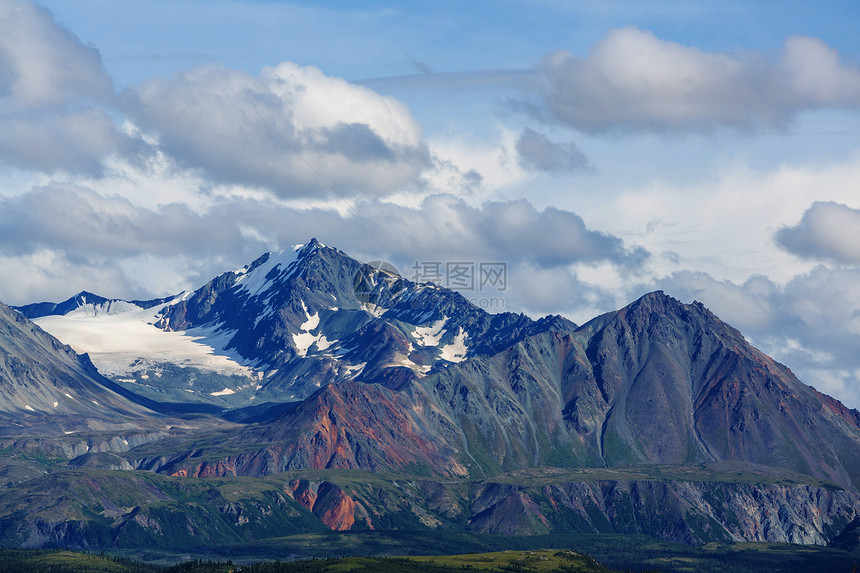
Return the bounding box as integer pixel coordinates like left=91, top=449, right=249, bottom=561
left=292, top=331, right=317, bottom=357
left=344, top=362, right=366, bottom=378
left=439, top=328, right=468, bottom=363
left=361, top=302, right=386, bottom=318
left=67, top=300, right=142, bottom=318
left=210, top=388, right=236, bottom=396
left=413, top=319, right=446, bottom=347
left=299, top=301, right=319, bottom=331
left=234, top=248, right=300, bottom=297
left=387, top=343, right=431, bottom=375
left=292, top=301, right=325, bottom=357
left=316, top=335, right=333, bottom=351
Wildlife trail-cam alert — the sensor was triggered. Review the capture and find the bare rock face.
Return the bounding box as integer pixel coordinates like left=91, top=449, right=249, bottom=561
left=830, top=516, right=860, bottom=551
left=190, top=473, right=859, bottom=547
left=286, top=480, right=372, bottom=531
left=462, top=480, right=857, bottom=545
left=561, top=292, right=860, bottom=491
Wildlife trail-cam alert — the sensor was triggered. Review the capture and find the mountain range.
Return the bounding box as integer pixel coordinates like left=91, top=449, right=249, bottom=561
left=1, top=239, right=859, bottom=551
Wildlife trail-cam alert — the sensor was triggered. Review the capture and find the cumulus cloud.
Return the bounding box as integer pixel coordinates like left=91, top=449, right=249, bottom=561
left=0, top=1, right=439, bottom=191
left=0, top=0, right=112, bottom=108
left=776, top=201, right=860, bottom=264
left=656, top=271, right=783, bottom=333
left=0, top=185, right=641, bottom=272
left=480, top=200, right=647, bottom=268
left=0, top=0, right=140, bottom=173
left=0, top=184, right=252, bottom=258
left=312, top=194, right=647, bottom=272
left=0, top=250, right=138, bottom=308
left=515, top=128, right=588, bottom=172
left=532, top=28, right=860, bottom=132
left=126, top=62, right=431, bottom=198
left=0, top=111, right=144, bottom=174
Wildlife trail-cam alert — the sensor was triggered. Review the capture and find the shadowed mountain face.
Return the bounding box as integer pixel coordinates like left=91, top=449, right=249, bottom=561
left=564, top=293, right=860, bottom=486
left=148, top=239, right=576, bottom=401
left=0, top=302, right=157, bottom=429
left=151, top=380, right=468, bottom=479
left=398, top=292, right=860, bottom=489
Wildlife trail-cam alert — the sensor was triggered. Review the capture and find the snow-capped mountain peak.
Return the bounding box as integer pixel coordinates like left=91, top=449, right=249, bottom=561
left=17, top=239, right=575, bottom=406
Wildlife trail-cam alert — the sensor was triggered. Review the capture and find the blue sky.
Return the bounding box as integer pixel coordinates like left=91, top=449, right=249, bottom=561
left=4, top=0, right=860, bottom=407
left=38, top=1, right=860, bottom=86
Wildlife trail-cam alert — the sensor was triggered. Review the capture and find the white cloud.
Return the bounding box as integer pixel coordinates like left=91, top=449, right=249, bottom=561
left=0, top=0, right=138, bottom=173
left=0, top=0, right=112, bottom=109
left=783, top=36, right=860, bottom=105
left=776, top=201, right=860, bottom=264
left=0, top=110, right=140, bottom=173
left=584, top=153, right=860, bottom=287
left=421, top=128, right=523, bottom=199
left=126, top=62, right=431, bottom=198
left=0, top=250, right=134, bottom=305
left=515, top=127, right=588, bottom=172
left=656, top=271, right=780, bottom=334
left=481, top=199, right=647, bottom=268
left=533, top=28, right=860, bottom=132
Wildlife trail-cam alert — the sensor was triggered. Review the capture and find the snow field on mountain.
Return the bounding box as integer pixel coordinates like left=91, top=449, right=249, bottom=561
left=35, top=302, right=254, bottom=377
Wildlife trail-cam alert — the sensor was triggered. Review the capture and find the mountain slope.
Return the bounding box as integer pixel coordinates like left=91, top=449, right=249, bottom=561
left=129, top=289, right=860, bottom=492
left=409, top=291, right=860, bottom=488
left=563, top=292, right=860, bottom=488
left=0, top=466, right=853, bottom=549
left=146, top=239, right=576, bottom=401
left=24, top=240, right=576, bottom=406
left=0, top=302, right=158, bottom=429
left=20, top=243, right=860, bottom=490
left=5, top=240, right=860, bottom=549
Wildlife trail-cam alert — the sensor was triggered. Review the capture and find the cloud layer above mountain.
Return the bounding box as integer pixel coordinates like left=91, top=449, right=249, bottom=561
left=4, top=0, right=860, bottom=410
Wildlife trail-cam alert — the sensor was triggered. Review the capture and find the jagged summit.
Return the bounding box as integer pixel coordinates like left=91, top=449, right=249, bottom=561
left=623, top=290, right=715, bottom=321
left=20, top=240, right=575, bottom=406
left=15, top=291, right=113, bottom=319
left=148, top=239, right=576, bottom=400
left=295, top=237, right=328, bottom=257
left=578, top=289, right=739, bottom=343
